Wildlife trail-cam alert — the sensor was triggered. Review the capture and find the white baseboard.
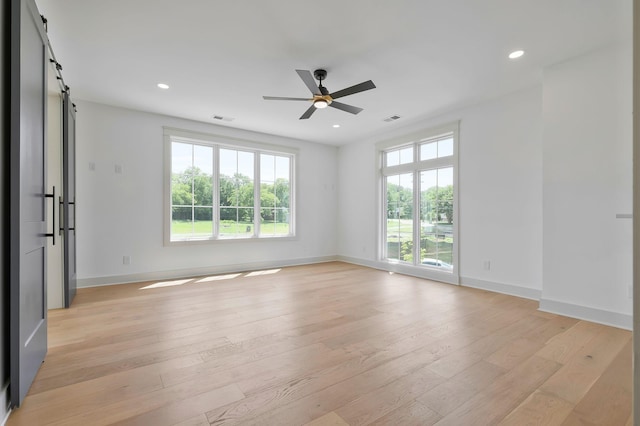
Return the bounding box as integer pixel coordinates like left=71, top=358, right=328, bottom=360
left=1, top=382, right=10, bottom=426
left=77, top=256, right=338, bottom=288
left=76, top=255, right=633, bottom=332
left=337, top=255, right=459, bottom=285
left=539, top=298, right=632, bottom=330
left=460, top=276, right=542, bottom=301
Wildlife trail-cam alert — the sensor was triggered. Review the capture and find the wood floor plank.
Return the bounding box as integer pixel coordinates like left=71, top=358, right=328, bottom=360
left=538, top=327, right=631, bottom=404
left=536, top=320, right=604, bottom=364
left=498, top=390, right=574, bottom=426
left=334, top=364, right=444, bottom=425
left=434, top=356, right=563, bottom=425
left=564, top=339, right=632, bottom=425
left=418, top=360, right=506, bottom=416
left=113, top=383, right=245, bottom=426
left=368, top=400, right=441, bottom=426
left=172, top=413, right=211, bottom=426
left=5, top=262, right=632, bottom=426
left=304, top=411, right=350, bottom=426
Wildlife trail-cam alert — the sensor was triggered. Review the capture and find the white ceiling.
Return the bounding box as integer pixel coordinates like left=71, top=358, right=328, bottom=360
left=36, top=0, right=631, bottom=146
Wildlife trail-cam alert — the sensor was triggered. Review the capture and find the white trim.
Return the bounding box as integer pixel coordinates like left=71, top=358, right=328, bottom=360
left=375, top=121, right=460, bottom=151
left=163, top=126, right=299, bottom=156
left=76, top=256, right=337, bottom=288
left=539, top=298, right=632, bottom=330
left=460, top=276, right=542, bottom=301
left=0, top=382, right=10, bottom=426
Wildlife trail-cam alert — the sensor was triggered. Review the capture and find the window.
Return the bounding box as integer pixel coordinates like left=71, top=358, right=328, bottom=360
left=165, top=128, right=295, bottom=243
left=379, top=123, right=458, bottom=275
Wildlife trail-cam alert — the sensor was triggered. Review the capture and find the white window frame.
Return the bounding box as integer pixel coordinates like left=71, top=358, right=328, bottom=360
left=163, top=127, right=297, bottom=245
left=376, top=122, right=459, bottom=284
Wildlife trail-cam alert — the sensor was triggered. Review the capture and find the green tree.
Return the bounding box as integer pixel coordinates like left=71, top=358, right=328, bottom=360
left=220, top=173, right=254, bottom=221
left=422, top=185, right=453, bottom=224
left=171, top=166, right=213, bottom=221
left=387, top=182, right=413, bottom=219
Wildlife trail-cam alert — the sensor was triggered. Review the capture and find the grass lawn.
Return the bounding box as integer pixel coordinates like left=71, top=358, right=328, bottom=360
left=172, top=220, right=290, bottom=237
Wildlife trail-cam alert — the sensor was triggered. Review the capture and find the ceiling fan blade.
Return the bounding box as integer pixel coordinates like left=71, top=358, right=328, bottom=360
left=329, top=80, right=376, bottom=100
left=329, top=101, right=363, bottom=115
left=296, top=70, right=320, bottom=95
left=299, top=105, right=317, bottom=120
left=263, top=96, right=310, bottom=101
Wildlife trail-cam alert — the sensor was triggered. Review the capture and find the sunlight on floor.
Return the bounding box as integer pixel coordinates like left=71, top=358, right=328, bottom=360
left=139, top=269, right=282, bottom=290
left=196, top=273, right=242, bottom=283
left=140, top=279, right=193, bottom=290
left=246, top=269, right=281, bottom=277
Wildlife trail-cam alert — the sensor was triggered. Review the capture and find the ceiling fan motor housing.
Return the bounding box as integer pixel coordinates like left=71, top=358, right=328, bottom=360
left=313, top=69, right=327, bottom=81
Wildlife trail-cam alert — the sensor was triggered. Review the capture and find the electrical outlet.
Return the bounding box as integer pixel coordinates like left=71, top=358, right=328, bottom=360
left=123, top=255, right=131, bottom=265
left=89, top=162, right=96, bottom=171
left=483, top=260, right=491, bottom=271
left=115, top=164, right=123, bottom=174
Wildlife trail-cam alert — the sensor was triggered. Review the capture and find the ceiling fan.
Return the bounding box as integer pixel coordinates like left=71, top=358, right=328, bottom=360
left=263, top=69, right=376, bottom=120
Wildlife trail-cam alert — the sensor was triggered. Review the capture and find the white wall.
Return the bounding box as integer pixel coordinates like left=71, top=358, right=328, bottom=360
left=338, top=86, right=544, bottom=298
left=541, top=43, right=633, bottom=327
left=338, top=42, right=632, bottom=328
left=76, top=101, right=338, bottom=285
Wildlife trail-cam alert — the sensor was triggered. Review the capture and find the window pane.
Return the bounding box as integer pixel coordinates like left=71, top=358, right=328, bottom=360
left=260, top=154, right=291, bottom=236
left=219, top=149, right=237, bottom=177
left=172, top=142, right=192, bottom=174
left=193, top=173, right=213, bottom=207
left=386, top=173, right=413, bottom=262
left=171, top=179, right=192, bottom=206
left=193, top=145, right=213, bottom=175
left=438, top=138, right=454, bottom=157
left=386, top=146, right=413, bottom=167
left=275, top=156, right=289, bottom=179
left=171, top=206, right=193, bottom=240
left=220, top=149, right=255, bottom=232
left=192, top=207, right=213, bottom=237
left=386, top=150, right=400, bottom=167
left=220, top=207, right=252, bottom=238
left=220, top=208, right=255, bottom=238
left=238, top=150, right=254, bottom=179
left=171, top=142, right=214, bottom=240
left=220, top=207, right=235, bottom=222
left=399, top=147, right=413, bottom=164
left=419, top=167, right=453, bottom=270
left=260, top=154, right=275, bottom=181
left=420, top=142, right=437, bottom=161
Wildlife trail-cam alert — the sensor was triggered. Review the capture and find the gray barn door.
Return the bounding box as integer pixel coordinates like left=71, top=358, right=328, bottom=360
left=62, top=92, right=77, bottom=307
left=9, top=0, right=49, bottom=407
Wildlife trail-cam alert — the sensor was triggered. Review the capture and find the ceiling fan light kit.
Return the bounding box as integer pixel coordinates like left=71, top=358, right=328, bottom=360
left=314, top=99, right=329, bottom=109
left=263, top=69, right=376, bottom=119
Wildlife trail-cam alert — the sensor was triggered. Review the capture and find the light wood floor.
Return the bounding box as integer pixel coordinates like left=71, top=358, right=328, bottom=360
left=7, top=262, right=632, bottom=425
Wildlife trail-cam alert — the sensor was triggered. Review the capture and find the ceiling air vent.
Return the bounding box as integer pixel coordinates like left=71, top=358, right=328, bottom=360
left=212, top=115, right=235, bottom=122
left=383, top=115, right=401, bottom=122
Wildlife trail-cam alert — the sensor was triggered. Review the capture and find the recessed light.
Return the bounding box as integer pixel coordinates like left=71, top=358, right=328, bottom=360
left=332, top=124, right=340, bottom=128
left=508, top=50, right=525, bottom=60
left=157, top=83, right=170, bottom=89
